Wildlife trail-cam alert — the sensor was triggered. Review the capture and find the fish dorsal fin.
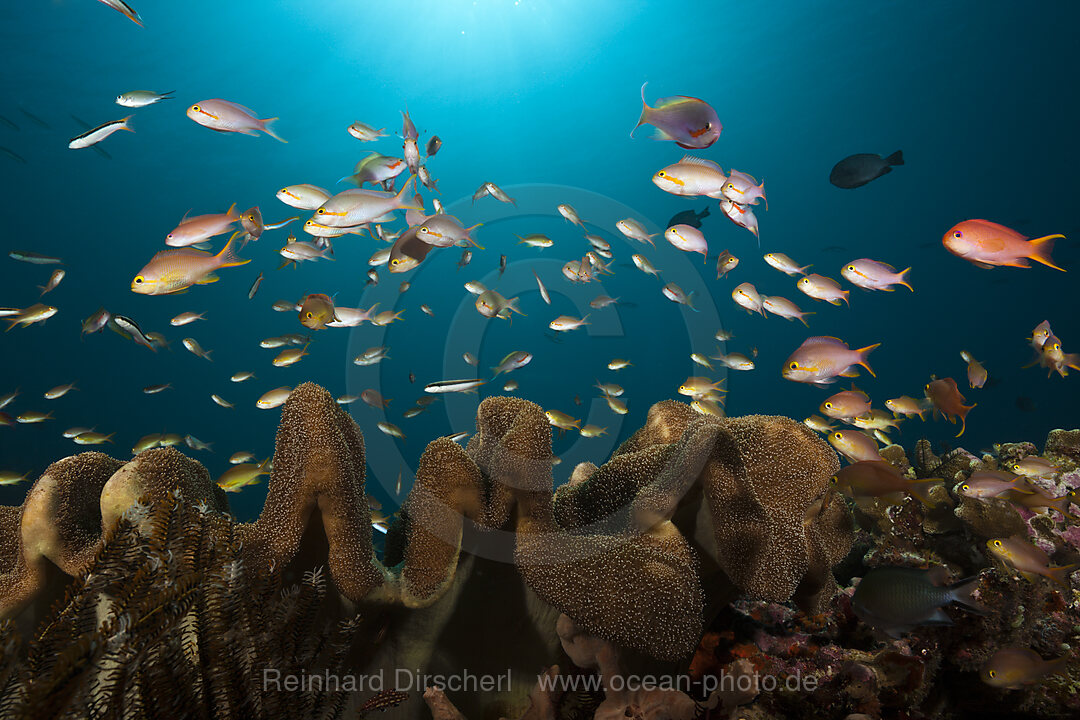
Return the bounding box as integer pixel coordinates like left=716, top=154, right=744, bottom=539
left=219, top=99, right=258, bottom=117
left=803, top=335, right=845, bottom=347
left=679, top=155, right=723, bottom=173
left=654, top=95, right=692, bottom=109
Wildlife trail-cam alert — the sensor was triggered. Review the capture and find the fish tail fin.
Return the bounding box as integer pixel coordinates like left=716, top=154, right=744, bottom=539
left=257, top=457, right=272, bottom=474
left=226, top=203, right=239, bottom=221
left=1047, top=563, right=1079, bottom=586
left=898, top=267, right=914, bottom=291
left=631, top=81, right=650, bottom=137
left=395, top=175, right=421, bottom=209
left=955, top=404, right=975, bottom=437
left=884, top=150, right=904, bottom=166
left=121, top=116, right=135, bottom=132
left=261, top=117, right=287, bottom=143
left=1027, top=234, right=1066, bottom=271
left=946, top=575, right=988, bottom=614
left=214, top=235, right=251, bottom=269
left=160, top=91, right=176, bottom=99
left=799, top=312, right=815, bottom=327
left=856, top=343, right=880, bottom=377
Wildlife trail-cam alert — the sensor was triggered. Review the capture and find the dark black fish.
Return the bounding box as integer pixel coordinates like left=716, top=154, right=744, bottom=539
left=456, top=249, right=472, bottom=271
left=1015, top=396, right=1036, bottom=412
left=0, top=146, right=27, bottom=164
left=829, top=151, right=903, bottom=189
left=852, top=566, right=984, bottom=637
left=666, top=206, right=710, bottom=229
left=499, top=254, right=507, bottom=276
left=425, top=135, right=441, bottom=157
left=19, top=108, right=50, bottom=130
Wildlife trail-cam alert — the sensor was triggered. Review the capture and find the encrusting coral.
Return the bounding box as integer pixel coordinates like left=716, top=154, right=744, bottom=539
left=0, top=383, right=865, bottom=719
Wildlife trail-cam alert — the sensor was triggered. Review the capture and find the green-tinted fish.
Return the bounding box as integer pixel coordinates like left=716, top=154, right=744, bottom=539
left=980, top=648, right=1068, bottom=689
left=987, top=536, right=1079, bottom=586
left=9, top=250, right=62, bottom=265
left=832, top=460, right=941, bottom=505
left=852, top=566, right=985, bottom=637
left=378, top=422, right=405, bottom=439
left=298, top=294, right=338, bottom=330
left=5, top=303, right=57, bottom=330
left=218, top=459, right=270, bottom=492
left=0, top=471, right=31, bottom=486
left=73, top=431, right=115, bottom=445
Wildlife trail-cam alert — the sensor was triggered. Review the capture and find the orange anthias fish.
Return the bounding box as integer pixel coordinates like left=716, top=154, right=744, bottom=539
left=924, top=377, right=976, bottom=437
left=980, top=647, right=1068, bottom=689
left=942, top=219, right=1065, bottom=271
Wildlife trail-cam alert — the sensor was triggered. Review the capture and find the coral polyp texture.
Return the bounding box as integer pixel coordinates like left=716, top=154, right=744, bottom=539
left=0, top=383, right=1077, bottom=719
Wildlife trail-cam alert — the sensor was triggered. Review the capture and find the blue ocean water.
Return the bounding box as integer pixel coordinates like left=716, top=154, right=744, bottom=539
left=0, top=0, right=1077, bottom=522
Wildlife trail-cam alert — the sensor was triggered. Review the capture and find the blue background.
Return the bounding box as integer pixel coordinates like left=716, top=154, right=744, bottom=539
left=1, top=1, right=1077, bottom=521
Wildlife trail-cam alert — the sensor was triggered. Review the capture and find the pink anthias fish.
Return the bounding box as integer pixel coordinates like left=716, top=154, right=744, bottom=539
left=186, top=99, right=286, bottom=143
left=942, top=219, right=1064, bottom=270
left=782, top=336, right=880, bottom=386
left=632, top=82, right=721, bottom=149
left=166, top=203, right=240, bottom=247
left=719, top=199, right=759, bottom=241
left=721, top=170, right=766, bottom=206
left=841, top=259, right=913, bottom=292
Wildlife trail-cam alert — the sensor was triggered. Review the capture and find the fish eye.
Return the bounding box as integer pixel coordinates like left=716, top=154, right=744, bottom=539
left=657, top=171, right=666, bottom=177
left=317, top=208, right=325, bottom=214
left=420, top=226, right=427, bottom=233
left=134, top=276, right=143, bottom=284
left=833, top=432, right=843, bottom=439
left=988, top=670, right=996, bottom=678
left=924, top=383, right=931, bottom=390
left=961, top=484, right=969, bottom=491
left=993, top=540, right=1002, bottom=546
left=705, top=122, right=711, bottom=129
left=390, top=258, right=399, bottom=265
left=305, top=312, right=313, bottom=318
left=847, top=265, right=855, bottom=271
left=192, top=105, right=200, bottom=112
left=829, top=475, right=838, bottom=484
left=789, top=362, right=799, bottom=370
left=953, top=231, right=962, bottom=238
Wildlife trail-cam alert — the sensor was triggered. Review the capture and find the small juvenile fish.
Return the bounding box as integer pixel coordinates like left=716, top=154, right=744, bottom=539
left=476, top=290, right=524, bottom=320
left=841, top=259, right=913, bottom=291
left=722, top=169, right=766, bottom=206
left=664, top=224, right=708, bottom=262
left=712, top=351, right=755, bottom=371
left=371, top=310, right=404, bottom=327
left=256, top=386, right=292, bottom=409
left=457, top=249, right=473, bottom=271
left=607, top=359, right=632, bottom=371
left=218, top=460, right=271, bottom=492
left=378, top=422, right=405, bottom=439
left=590, top=295, right=619, bottom=309
left=492, top=351, right=532, bottom=376
left=0, top=471, right=30, bottom=486
left=532, top=270, right=551, bottom=305
left=354, top=346, right=390, bottom=366
left=143, top=383, right=171, bottom=394
left=272, top=344, right=309, bottom=367
left=425, top=135, right=442, bottom=157
left=80, top=307, right=110, bottom=336
left=662, top=282, right=697, bottom=311
left=549, top=315, right=589, bottom=332
left=414, top=214, right=482, bottom=248
left=184, top=434, right=212, bottom=451
left=803, top=415, right=835, bottom=433
left=715, top=250, right=739, bottom=279
left=960, top=351, right=987, bottom=389
left=462, top=352, right=478, bottom=367
left=347, top=121, right=387, bottom=141
left=170, top=311, right=206, bottom=327
left=342, top=152, right=406, bottom=187
left=517, top=234, right=554, bottom=249
left=9, top=250, right=62, bottom=265
left=615, top=218, right=656, bottom=246
left=732, top=282, right=764, bottom=315
left=16, top=411, right=53, bottom=424
left=545, top=410, right=580, bottom=431
left=632, top=82, right=721, bottom=149
left=764, top=253, right=809, bottom=276
left=677, top=377, right=725, bottom=400
left=987, top=536, right=1078, bottom=585
left=44, top=383, right=77, bottom=400
left=248, top=272, right=264, bottom=299
left=37, top=269, right=65, bottom=296
left=959, top=471, right=1031, bottom=499
left=829, top=151, right=904, bottom=189
left=762, top=295, right=813, bottom=326
left=851, top=565, right=982, bottom=637
left=5, top=303, right=58, bottom=330
left=797, top=274, right=850, bottom=306
left=69, top=116, right=134, bottom=149
left=718, top=199, right=759, bottom=240
left=980, top=648, right=1068, bottom=689
left=361, top=389, right=391, bottom=408
left=595, top=381, right=625, bottom=397
left=1029, top=320, right=1052, bottom=351
left=480, top=181, right=516, bottom=205
left=187, top=99, right=285, bottom=142
left=116, top=90, right=174, bottom=107
left=183, top=337, right=212, bottom=361
left=63, top=427, right=94, bottom=439
left=211, top=394, right=234, bottom=408
left=579, top=425, right=608, bottom=438
left=420, top=304, right=434, bottom=317
left=632, top=254, right=660, bottom=277
left=885, top=396, right=928, bottom=420
left=783, top=336, right=879, bottom=385
left=229, top=452, right=256, bottom=464
left=1009, top=456, right=1059, bottom=478
left=924, top=377, right=975, bottom=437
left=943, top=219, right=1064, bottom=271
left=557, top=203, right=585, bottom=228
left=503, top=380, right=519, bottom=392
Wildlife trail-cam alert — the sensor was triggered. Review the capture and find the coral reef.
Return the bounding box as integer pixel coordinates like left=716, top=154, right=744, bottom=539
left=0, top=384, right=1076, bottom=718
